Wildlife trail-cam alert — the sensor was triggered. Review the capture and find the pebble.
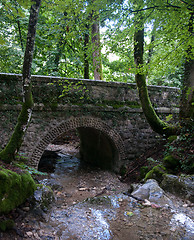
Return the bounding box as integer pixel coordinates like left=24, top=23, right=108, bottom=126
left=126, top=222, right=133, bottom=226
left=34, top=232, right=40, bottom=239
left=26, top=231, right=33, bottom=237
left=22, top=207, right=30, bottom=212
left=78, top=187, right=88, bottom=191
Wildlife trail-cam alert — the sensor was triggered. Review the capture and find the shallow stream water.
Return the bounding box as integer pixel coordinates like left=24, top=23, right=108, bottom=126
left=1, top=151, right=194, bottom=240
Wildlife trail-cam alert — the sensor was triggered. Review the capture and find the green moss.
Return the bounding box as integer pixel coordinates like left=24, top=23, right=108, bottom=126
left=140, top=166, right=150, bottom=179
left=0, top=167, right=36, bottom=214
left=120, top=165, right=127, bottom=176
left=50, top=102, right=58, bottom=111
left=66, top=99, right=141, bottom=110
left=0, top=99, right=35, bottom=163
left=0, top=170, right=9, bottom=180
left=163, top=155, right=180, bottom=170
left=144, top=165, right=167, bottom=183
left=101, top=100, right=141, bottom=109
left=167, top=135, right=177, bottom=143
left=86, top=196, right=111, bottom=206
left=0, top=219, right=14, bottom=231
left=35, top=185, right=54, bottom=210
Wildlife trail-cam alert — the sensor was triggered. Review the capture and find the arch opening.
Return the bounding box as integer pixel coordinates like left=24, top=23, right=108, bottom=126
left=38, top=130, right=80, bottom=173
left=78, top=127, right=118, bottom=170
left=30, top=117, right=126, bottom=172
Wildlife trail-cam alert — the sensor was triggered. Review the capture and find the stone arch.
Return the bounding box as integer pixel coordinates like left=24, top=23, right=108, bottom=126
left=29, top=116, right=126, bottom=172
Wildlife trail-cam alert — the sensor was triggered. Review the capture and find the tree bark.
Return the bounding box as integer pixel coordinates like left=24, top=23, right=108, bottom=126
left=53, top=37, right=66, bottom=73
left=179, top=11, right=194, bottom=124
left=84, top=24, right=90, bottom=79
left=0, top=0, right=41, bottom=163
left=91, top=7, right=103, bottom=80
left=134, top=18, right=177, bottom=137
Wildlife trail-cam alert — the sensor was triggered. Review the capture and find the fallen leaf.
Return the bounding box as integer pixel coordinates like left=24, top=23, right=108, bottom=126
left=56, top=191, right=62, bottom=196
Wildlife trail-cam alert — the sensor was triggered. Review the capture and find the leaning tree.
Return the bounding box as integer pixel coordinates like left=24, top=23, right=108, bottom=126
left=0, top=0, right=42, bottom=163
left=132, top=0, right=193, bottom=137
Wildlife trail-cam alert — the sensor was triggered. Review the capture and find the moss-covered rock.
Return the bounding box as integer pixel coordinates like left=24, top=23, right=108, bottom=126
left=160, top=174, right=194, bottom=202
left=33, top=185, right=55, bottom=211
left=85, top=196, right=112, bottom=206
left=144, top=165, right=167, bottom=183
left=0, top=219, right=14, bottom=231
left=163, top=155, right=180, bottom=171
left=0, top=167, right=36, bottom=214
left=140, top=166, right=150, bottom=179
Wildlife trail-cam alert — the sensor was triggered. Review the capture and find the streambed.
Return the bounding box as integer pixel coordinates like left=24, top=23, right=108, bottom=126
left=1, top=149, right=194, bottom=240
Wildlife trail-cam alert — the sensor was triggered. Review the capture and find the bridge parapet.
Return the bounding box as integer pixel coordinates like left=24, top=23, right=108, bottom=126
left=0, top=73, right=179, bottom=110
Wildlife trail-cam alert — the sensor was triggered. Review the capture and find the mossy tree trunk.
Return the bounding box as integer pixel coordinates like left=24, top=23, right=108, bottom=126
left=134, top=16, right=177, bottom=137
left=0, top=0, right=42, bottom=164
left=179, top=11, right=194, bottom=125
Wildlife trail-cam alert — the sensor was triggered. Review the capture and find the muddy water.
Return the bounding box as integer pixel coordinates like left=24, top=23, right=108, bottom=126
left=1, top=151, right=194, bottom=240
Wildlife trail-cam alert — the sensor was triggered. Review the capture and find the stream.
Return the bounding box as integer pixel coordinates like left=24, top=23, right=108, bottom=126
left=1, top=147, right=194, bottom=240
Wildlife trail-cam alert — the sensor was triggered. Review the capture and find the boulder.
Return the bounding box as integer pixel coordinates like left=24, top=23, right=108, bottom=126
left=144, top=165, right=167, bottom=183
left=160, top=174, right=194, bottom=202
left=0, top=168, right=36, bottom=214
left=132, top=179, right=172, bottom=207
left=33, top=185, right=55, bottom=212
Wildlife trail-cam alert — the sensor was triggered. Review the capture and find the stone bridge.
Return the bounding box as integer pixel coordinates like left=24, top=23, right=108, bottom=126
left=0, top=73, right=179, bottom=172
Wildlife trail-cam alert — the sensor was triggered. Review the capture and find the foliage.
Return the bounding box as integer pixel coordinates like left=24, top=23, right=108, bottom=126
left=0, top=0, right=192, bottom=86
left=103, top=0, right=193, bottom=85
left=0, top=219, right=14, bottom=232
left=164, top=125, right=194, bottom=173
left=14, top=162, right=47, bottom=176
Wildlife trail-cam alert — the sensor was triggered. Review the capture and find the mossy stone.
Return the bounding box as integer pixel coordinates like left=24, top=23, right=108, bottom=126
left=144, top=165, right=167, bottom=183
left=0, top=219, right=14, bottom=231
left=0, top=168, right=36, bottom=214
left=163, top=155, right=180, bottom=170
left=86, top=196, right=111, bottom=206
left=140, top=166, right=149, bottom=179
left=161, top=174, right=194, bottom=202
left=120, top=165, right=127, bottom=176
left=33, top=185, right=55, bottom=211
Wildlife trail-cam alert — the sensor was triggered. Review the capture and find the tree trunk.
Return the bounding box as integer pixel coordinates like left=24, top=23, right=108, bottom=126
left=91, top=8, right=103, bottom=80
left=84, top=24, right=90, bottom=79
left=0, top=0, right=41, bottom=163
left=53, top=37, right=66, bottom=73
left=179, top=11, right=194, bottom=124
left=147, top=34, right=155, bottom=64
left=134, top=18, right=177, bottom=137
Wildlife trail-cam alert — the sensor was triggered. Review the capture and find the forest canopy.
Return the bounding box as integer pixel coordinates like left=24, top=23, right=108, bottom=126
left=0, top=0, right=193, bottom=87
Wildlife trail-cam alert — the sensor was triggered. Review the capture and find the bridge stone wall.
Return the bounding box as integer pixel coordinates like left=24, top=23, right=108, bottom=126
left=0, top=73, right=179, bottom=172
